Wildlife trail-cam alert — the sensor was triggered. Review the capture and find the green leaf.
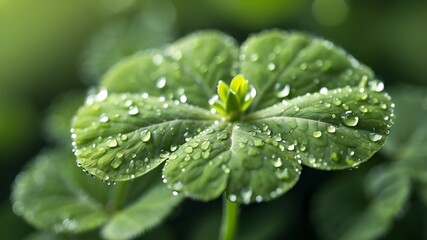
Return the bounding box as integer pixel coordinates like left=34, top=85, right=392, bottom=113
left=240, top=30, right=375, bottom=111
left=312, top=165, right=411, bottom=240
left=163, top=122, right=302, bottom=203
left=101, top=183, right=182, bottom=240
left=72, top=30, right=394, bottom=204
left=72, top=93, right=218, bottom=181
left=245, top=85, right=394, bottom=169
left=101, top=31, right=239, bottom=109
left=383, top=86, right=427, bottom=183
left=217, top=80, right=229, bottom=102
left=12, top=149, right=110, bottom=233
left=11, top=148, right=183, bottom=238
left=225, top=90, right=241, bottom=114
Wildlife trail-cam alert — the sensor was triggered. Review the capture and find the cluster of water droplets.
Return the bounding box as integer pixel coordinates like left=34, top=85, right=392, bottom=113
left=52, top=216, right=78, bottom=232
left=73, top=88, right=207, bottom=185
left=163, top=123, right=231, bottom=197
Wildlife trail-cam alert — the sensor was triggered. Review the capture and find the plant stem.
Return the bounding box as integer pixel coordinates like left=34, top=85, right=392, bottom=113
left=219, top=195, right=239, bottom=240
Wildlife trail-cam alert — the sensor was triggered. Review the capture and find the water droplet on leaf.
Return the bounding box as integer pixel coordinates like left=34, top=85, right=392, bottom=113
left=327, top=125, right=336, bottom=133
left=341, top=111, right=359, bottom=126
left=312, top=131, right=322, bottom=138
left=128, top=106, right=139, bottom=115
left=267, top=63, right=276, bottom=71
left=107, top=139, right=118, bottom=148
left=200, top=141, right=210, bottom=150
left=140, top=129, right=151, bottom=142
left=369, top=133, right=382, bottom=142
left=156, top=77, right=167, bottom=88
left=241, top=188, right=253, bottom=204
left=184, top=146, right=193, bottom=153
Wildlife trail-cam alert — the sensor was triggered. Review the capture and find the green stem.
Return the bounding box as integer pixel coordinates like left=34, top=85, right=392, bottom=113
left=219, top=195, right=239, bottom=240
left=112, top=181, right=130, bottom=211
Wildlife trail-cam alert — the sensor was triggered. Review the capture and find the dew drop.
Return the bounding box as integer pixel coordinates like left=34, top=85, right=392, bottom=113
left=319, top=87, right=328, bottom=95
left=315, top=59, right=324, bottom=67
left=107, top=139, right=118, bottom=148
left=253, top=139, right=264, bottom=147
left=202, top=151, right=210, bottom=159
left=111, top=158, right=123, bottom=168
left=341, top=111, right=359, bottom=127
left=156, top=77, right=167, bottom=88
left=312, top=131, right=322, bottom=138
left=153, top=54, right=164, bottom=65
left=358, top=92, right=368, bottom=100
left=200, top=141, right=210, bottom=150
left=184, top=146, right=193, bottom=153
left=275, top=84, right=290, bottom=98
left=345, top=158, right=355, bottom=166
left=330, top=152, right=339, bottom=162
left=359, top=105, right=368, bottom=113
left=229, top=194, right=237, bottom=202
left=172, top=191, right=179, bottom=196
left=217, top=132, right=228, bottom=140
left=241, top=188, right=253, bottom=204
left=342, top=103, right=349, bottom=110
left=272, top=158, right=283, bottom=167
left=332, top=98, right=342, bottom=106
left=368, top=80, right=384, bottom=92
left=276, top=168, right=289, bottom=180
left=222, top=164, right=230, bottom=173
left=140, top=129, right=151, bottom=142
left=180, top=95, right=187, bottom=103
left=170, top=145, right=178, bottom=151
left=267, top=63, right=276, bottom=71
left=124, top=99, right=133, bottom=107
left=128, top=106, right=139, bottom=115
left=248, top=148, right=259, bottom=156
left=96, top=88, right=108, bottom=101
left=99, top=114, right=109, bottom=123
left=298, top=62, right=308, bottom=71
left=172, top=181, right=183, bottom=191
left=327, top=125, right=336, bottom=133
left=287, top=144, right=295, bottom=151
left=369, top=133, right=382, bottom=142
left=250, top=53, right=259, bottom=61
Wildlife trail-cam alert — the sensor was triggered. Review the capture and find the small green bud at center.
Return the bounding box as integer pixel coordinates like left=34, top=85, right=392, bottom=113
left=210, top=74, right=256, bottom=121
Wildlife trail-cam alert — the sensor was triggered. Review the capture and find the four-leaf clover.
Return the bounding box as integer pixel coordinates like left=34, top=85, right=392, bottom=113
left=72, top=30, right=394, bottom=204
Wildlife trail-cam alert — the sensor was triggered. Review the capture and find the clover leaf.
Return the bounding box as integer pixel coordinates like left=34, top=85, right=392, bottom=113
left=72, top=30, right=395, bottom=204
left=312, top=165, right=410, bottom=240
left=11, top=148, right=182, bottom=239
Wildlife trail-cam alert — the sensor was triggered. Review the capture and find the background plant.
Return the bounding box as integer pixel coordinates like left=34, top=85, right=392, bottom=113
left=2, top=0, right=427, bottom=239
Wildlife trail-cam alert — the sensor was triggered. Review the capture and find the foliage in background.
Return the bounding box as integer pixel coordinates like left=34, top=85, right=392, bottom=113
left=2, top=0, right=427, bottom=239
left=312, top=86, right=427, bottom=240
left=80, top=0, right=176, bottom=84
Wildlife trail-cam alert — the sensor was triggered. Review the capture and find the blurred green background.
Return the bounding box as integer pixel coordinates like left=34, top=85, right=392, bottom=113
left=1, top=0, right=426, bottom=239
